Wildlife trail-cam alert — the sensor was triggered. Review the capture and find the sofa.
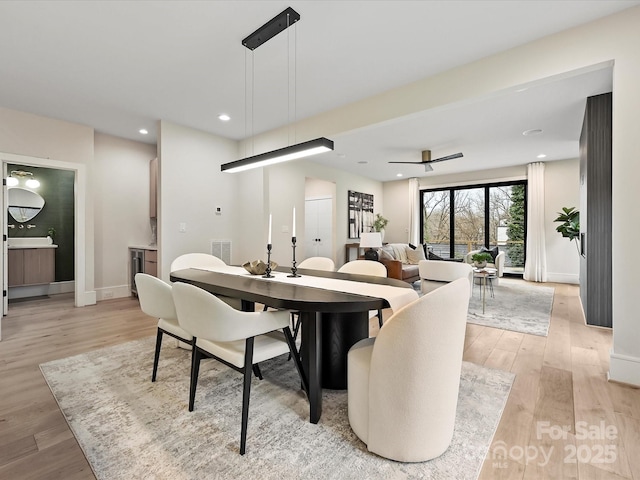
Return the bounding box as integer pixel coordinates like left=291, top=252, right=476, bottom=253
left=464, top=247, right=505, bottom=277
left=377, top=243, right=425, bottom=283
left=418, top=260, right=473, bottom=297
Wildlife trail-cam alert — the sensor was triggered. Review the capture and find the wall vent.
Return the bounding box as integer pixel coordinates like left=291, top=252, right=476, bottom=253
left=211, top=239, right=232, bottom=265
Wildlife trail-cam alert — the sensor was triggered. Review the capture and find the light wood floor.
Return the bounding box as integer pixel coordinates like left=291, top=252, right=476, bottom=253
left=0, top=282, right=639, bottom=479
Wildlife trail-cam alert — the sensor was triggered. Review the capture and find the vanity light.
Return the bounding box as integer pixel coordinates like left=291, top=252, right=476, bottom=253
left=8, top=170, right=40, bottom=189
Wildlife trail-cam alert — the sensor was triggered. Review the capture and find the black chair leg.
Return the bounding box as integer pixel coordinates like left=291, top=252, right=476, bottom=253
left=152, top=328, right=163, bottom=382
left=283, top=326, right=309, bottom=398
left=252, top=364, right=263, bottom=380
left=240, top=337, right=255, bottom=455
left=377, top=309, right=383, bottom=328
left=188, top=342, right=201, bottom=412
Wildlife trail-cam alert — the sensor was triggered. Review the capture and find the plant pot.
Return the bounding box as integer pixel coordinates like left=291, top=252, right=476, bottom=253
left=474, top=261, right=487, bottom=269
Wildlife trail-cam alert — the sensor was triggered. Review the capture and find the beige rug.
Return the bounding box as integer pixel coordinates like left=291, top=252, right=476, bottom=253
left=40, top=336, right=514, bottom=479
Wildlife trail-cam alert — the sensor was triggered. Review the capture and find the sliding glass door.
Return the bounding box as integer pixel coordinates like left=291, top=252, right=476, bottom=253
left=420, top=181, right=526, bottom=275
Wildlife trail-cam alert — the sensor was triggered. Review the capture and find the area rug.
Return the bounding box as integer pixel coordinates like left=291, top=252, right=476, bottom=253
left=40, top=337, right=514, bottom=480
left=467, top=278, right=554, bottom=336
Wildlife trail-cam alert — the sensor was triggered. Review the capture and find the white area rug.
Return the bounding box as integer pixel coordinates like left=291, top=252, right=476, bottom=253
left=41, top=337, right=514, bottom=480
left=467, top=278, right=554, bottom=336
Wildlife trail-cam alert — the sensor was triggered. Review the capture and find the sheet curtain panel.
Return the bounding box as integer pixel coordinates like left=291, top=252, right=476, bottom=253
left=409, top=177, right=420, bottom=245
left=524, top=162, right=547, bottom=282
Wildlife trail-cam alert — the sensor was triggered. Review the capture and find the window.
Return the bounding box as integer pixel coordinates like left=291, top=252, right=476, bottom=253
left=420, top=181, right=526, bottom=275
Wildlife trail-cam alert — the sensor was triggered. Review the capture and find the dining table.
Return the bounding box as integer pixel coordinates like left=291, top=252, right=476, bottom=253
left=170, top=264, right=418, bottom=424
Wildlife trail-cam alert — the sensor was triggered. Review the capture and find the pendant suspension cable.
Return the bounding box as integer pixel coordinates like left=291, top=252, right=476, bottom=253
left=294, top=22, right=297, bottom=144
left=251, top=50, right=255, bottom=156
left=287, top=12, right=291, bottom=147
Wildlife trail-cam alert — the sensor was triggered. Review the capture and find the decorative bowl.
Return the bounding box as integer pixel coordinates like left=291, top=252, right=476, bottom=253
left=242, top=260, right=278, bottom=275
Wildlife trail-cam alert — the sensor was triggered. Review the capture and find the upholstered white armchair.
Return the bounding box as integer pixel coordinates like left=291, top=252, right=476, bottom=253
left=418, top=260, right=473, bottom=297
left=464, top=248, right=505, bottom=277
left=347, top=278, right=470, bottom=462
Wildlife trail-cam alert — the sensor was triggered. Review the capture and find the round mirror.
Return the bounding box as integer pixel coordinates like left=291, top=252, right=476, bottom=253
left=8, top=187, right=45, bottom=222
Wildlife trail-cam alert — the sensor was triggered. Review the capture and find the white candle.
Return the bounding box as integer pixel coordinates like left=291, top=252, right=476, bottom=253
left=292, top=207, right=296, bottom=237
left=268, top=213, right=272, bottom=244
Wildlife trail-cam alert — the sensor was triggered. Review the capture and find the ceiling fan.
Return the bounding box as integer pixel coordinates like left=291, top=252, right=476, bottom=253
left=388, top=150, right=463, bottom=172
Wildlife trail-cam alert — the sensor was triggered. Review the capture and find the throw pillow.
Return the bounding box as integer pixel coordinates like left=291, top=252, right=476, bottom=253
left=378, top=248, right=395, bottom=261
left=406, top=245, right=427, bottom=264
left=480, top=246, right=499, bottom=263
left=389, top=244, right=409, bottom=264
left=380, top=245, right=395, bottom=260
left=428, top=251, right=445, bottom=261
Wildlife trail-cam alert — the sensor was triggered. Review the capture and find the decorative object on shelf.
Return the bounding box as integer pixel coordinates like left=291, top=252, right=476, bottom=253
left=471, top=252, right=493, bottom=269
left=348, top=190, right=374, bottom=239
left=242, top=260, right=278, bottom=276
left=360, top=232, right=383, bottom=261
left=553, top=206, right=581, bottom=256
left=221, top=7, right=333, bottom=174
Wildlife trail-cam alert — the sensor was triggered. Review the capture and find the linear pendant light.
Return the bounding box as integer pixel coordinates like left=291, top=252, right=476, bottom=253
left=221, top=7, right=334, bottom=173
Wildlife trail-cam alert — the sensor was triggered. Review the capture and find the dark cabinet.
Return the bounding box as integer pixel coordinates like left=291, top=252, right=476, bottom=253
left=579, top=92, right=612, bottom=327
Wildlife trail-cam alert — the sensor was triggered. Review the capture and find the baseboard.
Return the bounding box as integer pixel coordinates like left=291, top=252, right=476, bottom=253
left=546, top=272, right=579, bottom=284
left=95, top=285, right=131, bottom=302
left=609, top=350, right=640, bottom=387
left=48, top=281, right=75, bottom=295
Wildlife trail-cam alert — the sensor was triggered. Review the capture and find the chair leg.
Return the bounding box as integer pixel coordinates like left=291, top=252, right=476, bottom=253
left=377, top=309, right=383, bottom=328
left=283, top=326, right=309, bottom=398
left=240, top=337, right=255, bottom=455
left=252, top=364, right=263, bottom=380
left=288, top=312, right=301, bottom=361
left=152, top=329, right=163, bottom=382
left=188, top=340, right=201, bottom=412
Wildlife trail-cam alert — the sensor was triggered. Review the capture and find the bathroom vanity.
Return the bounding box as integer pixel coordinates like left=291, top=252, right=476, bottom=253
left=7, top=237, right=57, bottom=287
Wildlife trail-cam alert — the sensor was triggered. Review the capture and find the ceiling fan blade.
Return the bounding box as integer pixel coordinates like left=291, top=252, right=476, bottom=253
left=388, top=161, right=425, bottom=164
left=430, top=152, right=463, bottom=163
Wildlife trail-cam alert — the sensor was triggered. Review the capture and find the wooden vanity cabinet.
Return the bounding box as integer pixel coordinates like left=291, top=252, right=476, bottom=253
left=8, top=248, right=55, bottom=286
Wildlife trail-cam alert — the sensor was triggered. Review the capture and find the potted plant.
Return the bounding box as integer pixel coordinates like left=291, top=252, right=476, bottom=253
left=372, top=213, right=389, bottom=240
left=471, top=252, right=493, bottom=268
left=553, top=207, right=580, bottom=255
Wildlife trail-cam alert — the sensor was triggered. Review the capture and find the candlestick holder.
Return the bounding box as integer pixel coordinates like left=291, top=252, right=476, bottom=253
left=263, top=243, right=274, bottom=278
left=288, top=236, right=301, bottom=277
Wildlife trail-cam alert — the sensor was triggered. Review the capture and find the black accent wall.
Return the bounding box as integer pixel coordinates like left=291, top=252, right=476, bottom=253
left=7, top=164, right=75, bottom=282
left=579, top=93, right=612, bottom=327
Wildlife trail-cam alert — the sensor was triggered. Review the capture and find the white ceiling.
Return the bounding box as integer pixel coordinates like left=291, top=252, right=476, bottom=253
left=0, top=1, right=634, bottom=182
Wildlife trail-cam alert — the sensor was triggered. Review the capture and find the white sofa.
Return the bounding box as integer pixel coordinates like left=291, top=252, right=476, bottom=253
left=418, top=260, right=473, bottom=297
left=464, top=248, right=505, bottom=277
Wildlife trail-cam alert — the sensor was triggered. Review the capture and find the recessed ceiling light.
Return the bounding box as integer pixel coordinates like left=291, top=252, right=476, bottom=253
left=537, top=153, right=547, bottom=159
left=522, top=129, right=543, bottom=136
left=357, top=160, right=368, bottom=164
left=218, top=114, right=231, bottom=122
left=139, top=129, right=148, bottom=135
left=396, top=173, right=403, bottom=177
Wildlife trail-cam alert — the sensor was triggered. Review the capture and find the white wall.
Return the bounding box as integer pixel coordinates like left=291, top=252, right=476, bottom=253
left=157, top=120, right=239, bottom=281
left=93, top=133, right=157, bottom=299
left=545, top=159, right=580, bottom=284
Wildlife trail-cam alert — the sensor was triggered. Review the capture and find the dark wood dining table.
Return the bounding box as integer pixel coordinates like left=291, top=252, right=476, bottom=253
left=170, top=266, right=412, bottom=423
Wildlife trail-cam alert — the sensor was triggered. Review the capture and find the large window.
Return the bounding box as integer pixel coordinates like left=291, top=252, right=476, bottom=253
left=421, top=181, right=526, bottom=274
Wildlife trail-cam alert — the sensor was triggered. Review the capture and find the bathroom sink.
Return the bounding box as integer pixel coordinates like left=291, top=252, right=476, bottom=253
left=7, top=236, right=56, bottom=248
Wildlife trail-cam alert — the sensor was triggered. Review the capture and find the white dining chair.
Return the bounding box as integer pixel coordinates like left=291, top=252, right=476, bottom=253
left=135, top=273, right=193, bottom=382
left=171, top=281, right=307, bottom=455
left=348, top=277, right=470, bottom=462
left=337, top=260, right=388, bottom=327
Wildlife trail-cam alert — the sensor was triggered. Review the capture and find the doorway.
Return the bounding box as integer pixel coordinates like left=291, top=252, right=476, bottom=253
left=1, top=152, right=88, bottom=340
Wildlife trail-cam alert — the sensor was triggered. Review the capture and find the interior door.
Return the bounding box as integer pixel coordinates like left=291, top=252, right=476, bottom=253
left=305, top=197, right=333, bottom=258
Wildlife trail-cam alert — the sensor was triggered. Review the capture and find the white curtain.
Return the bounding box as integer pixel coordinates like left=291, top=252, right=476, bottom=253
left=524, top=162, right=547, bottom=282
left=408, top=177, right=420, bottom=245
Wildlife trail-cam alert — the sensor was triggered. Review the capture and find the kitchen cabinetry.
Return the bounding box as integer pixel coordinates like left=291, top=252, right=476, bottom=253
left=130, top=247, right=157, bottom=295
left=8, top=248, right=55, bottom=286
